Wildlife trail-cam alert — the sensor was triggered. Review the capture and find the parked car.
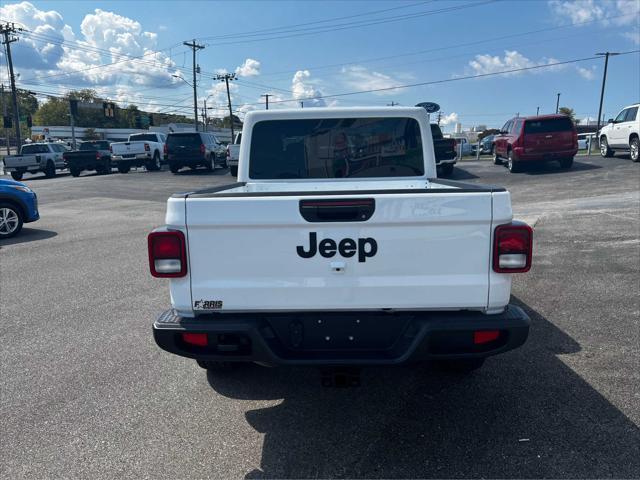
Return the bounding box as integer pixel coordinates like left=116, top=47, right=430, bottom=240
left=0, top=178, right=39, bottom=239
left=149, top=107, right=532, bottom=375
left=3, top=143, right=66, bottom=180
left=63, top=141, right=112, bottom=177
left=110, top=132, right=166, bottom=173
left=430, top=124, right=457, bottom=176
left=226, top=132, right=242, bottom=177
left=452, top=137, right=472, bottom=156
left=166, top=132, right=227, bottom=174
left=493, top=114, right=578, bottom=172
left=577, top=133, right=594, bottom=150
left=598, top=103, right=639, bottom=162
left=479, top=135, right=496, bottom=155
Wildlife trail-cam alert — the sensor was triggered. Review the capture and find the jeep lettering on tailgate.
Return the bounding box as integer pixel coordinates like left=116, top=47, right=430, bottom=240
left=297, top=232, right=378, bottom=262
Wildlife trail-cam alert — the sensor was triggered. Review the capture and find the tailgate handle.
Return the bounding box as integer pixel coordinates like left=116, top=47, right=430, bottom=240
left=299, top=198, right=375, bottom=223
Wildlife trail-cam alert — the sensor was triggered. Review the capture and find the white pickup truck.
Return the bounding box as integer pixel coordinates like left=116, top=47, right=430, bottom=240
left=3, top=143, right=67, bottom=180
left=225, top=132, right=241, bottom=177
left=150, top=107, right=532, bottom=375
left=110, top=132, right=166, bottom=173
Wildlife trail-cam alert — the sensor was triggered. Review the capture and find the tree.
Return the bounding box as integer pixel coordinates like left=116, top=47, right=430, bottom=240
left=83, top=128, right=101, bottom=140
left=558, top=107, right=577, bottom=123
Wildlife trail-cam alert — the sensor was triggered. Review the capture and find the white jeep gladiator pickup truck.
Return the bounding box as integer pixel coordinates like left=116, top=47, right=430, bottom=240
left=4, top=142, right=67, bottom=180
left=110, top=132, right=166, bottom=173
left=150, top=107, right=532, bottom=374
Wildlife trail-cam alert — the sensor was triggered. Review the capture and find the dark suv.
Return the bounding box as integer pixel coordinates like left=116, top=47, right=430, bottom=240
left=493, top=115, right=577, bottom=172
left=166, top=132, right=227, bottom=174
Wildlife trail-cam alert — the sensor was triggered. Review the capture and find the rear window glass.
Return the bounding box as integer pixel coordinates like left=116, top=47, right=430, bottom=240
left=22, top=144, right=49, bottom=154
left=249, top=117, right=424, bottom=179
left=524, top=117, right=573, bottom=133
left=80, top=141, right=109, bottom=150
left=430, top=124, right=443, bottom=139
left=166, top=133, right=201, bottom=146
left=235, top=133, right=242, bottom=144
left=129, top=134, right=158, bottom=142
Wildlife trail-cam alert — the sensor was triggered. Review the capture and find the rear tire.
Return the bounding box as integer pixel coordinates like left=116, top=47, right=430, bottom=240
left=117, top=164, right=130, bottom=174
left=630, top=137, right=639, bottom=162
left=101, top=159, right=112, bottom=174
left=205, top=154, right=215, bottom=172
left=559, top=157, right=573, bottom=169
left=10, top=171, right=23, bottom=181
left=229, top=166, right=238, bottom=177
left=600, top=137, right=613, bottom=157
left=70, top=167, right=81, bottom=177
left=493, top=150, right=502, bottom=165
left=436, top=358, right=485, bottom=374
left=507, top=149, right=521, bottom=173
left=439, top=163, right=454, bottom=177
left=146, top=152, right=161, bottom=171
left=169, top=163, right=180, bottom=174
left=44, top=161, right=56, bottom=178
left=0, top=202, right=24, bottom=239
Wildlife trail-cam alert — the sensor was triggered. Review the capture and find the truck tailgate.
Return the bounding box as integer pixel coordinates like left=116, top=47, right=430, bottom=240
left=5, top=155, right=38, bottom=167
left=185, top=191, right=494, bottom=312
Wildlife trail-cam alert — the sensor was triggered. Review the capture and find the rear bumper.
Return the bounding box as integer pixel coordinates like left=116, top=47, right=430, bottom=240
left=112, top=153, right=151, bottom=164
left=436, top=157, right=457, bottom=166
left=153, top=305, right=530, bottom=366
left=168, top=155, right=207, bottom=166
left=4, top=164, right=40, bottom=172
left=513, top=147, right=578, bottom=161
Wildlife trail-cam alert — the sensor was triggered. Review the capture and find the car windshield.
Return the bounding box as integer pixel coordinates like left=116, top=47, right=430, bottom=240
left=524, top=117, right=573, bottom=134
left=80, top=141, right=109, bottom=151
left=166, top=133, right=201, bottom=147
left=249, top=117, right=424, bottom=179
left=129, top=134, right=158, bottom=142
left=21, top=144, right=49, bottom=154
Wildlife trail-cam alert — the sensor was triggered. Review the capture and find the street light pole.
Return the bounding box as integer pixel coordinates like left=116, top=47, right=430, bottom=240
left=595, top=52, right=620, bottom=147
left=555, top=93, right=561, bottom=114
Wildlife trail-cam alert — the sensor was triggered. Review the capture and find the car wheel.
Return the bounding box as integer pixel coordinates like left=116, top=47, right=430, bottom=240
left=0, top=203, right=24, bottom=239
left=630, top=137, right=639, bottom=162
left=493, top=150, right=502, bottom=165
left=169, top=163, right=180, bottom=174
left=507, top=150, right=521, bottom=173
left=117, top=164, right=130, bottom=174
left=435, top=358, right=485, bottom=374
left=600, top=137, right=613, bottom=158
left=439, top=163, right=454, bottom=177
left=44, top=161, right=56, bottom=178
left=230, top=166, right=238, bottom=177
left=205, top=154, right=215, bottom=172
left=10, top=171, right=23, bottom=181
left=70, top=167, right=81, bottom=177
left=102, top=159, right=112, bottom=174
left=146, top=152, right=161, bottom=171
left=559, top=157, right=573, bottom=169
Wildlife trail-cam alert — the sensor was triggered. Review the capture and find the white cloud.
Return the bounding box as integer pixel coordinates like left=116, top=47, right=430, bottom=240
left=341, top=65, right=401, bottom=95
left=235, top=58, right=261, bottom=77
left=549, top=0, right=640, bottom=43
left=576, top=65, right=596, bottom=80
left=439, top=113, right=458, bottom=125
left=468, top=50, right=561, bottom=76
left=291, top=70, right=326, bottom=107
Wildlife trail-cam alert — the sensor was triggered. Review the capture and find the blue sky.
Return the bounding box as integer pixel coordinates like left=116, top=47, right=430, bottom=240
left=1, top=0, right=638, bottom=130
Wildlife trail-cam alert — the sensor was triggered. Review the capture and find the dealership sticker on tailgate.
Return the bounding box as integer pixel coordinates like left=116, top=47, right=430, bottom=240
left=194, top=300, right=223, bottom=310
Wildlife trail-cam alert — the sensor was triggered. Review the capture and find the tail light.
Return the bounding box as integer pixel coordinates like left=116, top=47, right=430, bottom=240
left=493, top=222, right=533, bottom=273
left=63, top=153, right=67, bottom=161
left=163, top=144, right=168, bottom=155
left=200, top=143, right=206, bottom=154
left=182, top=333, right=208, bottom=347
left=109, top=145, right=112, bottom=153
left=148, top=230, right=187, bottom=278
left=144, top=143, right=150, bottom=152
left=226, top=146, right=230, bottom=158
left=96, top=152, right=101, bottom=160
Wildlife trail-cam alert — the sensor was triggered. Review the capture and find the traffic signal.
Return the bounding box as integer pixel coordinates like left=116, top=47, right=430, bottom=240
left=103, top=102, right=115, bottom=118
left=3, top=115, right=12, bottom=128
left=69, top=99, right=79, bottom=118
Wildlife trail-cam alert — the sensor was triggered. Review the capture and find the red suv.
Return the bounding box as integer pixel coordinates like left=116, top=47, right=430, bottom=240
left=493, top=114, right=578, bottom=172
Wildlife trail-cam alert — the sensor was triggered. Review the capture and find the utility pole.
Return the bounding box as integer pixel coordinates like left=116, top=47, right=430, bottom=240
left=183, top=39, right=204, bottom=131
left=69, top=99, right=77, bottom=150
left=261, top=94, right=272, bottom=110
left=536, top=106, right=540, bottom=116
left=595, top=52, right=620, bottom=147
left=387, top=101, right=398, bottom=106
left=215, top=73, right=237, bottom=140
left=300, top=101, right=304, bottom=108
left=202, top=99, right=208, bottom=130
left=1, top=23, right=23, bottom=152
left=436, top=111, right=442, bottom=126
left=555, top=93, right=561, bottom=114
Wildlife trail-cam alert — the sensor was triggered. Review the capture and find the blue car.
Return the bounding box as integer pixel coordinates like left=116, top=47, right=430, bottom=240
left=0, top=178, right=39, bottom=239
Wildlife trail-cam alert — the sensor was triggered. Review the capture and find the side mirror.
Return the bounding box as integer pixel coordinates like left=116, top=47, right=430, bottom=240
left=607, top=118, right=614, bottom=124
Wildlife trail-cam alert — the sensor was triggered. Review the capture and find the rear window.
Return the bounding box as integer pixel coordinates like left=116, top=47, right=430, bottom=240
left=524, top=117, right=573, bottom=134
left=80, top=141, right=109, bottom=151
left=166, top=133, right=202, bottom=147
left=21, top=144, right=49, bottom=154
left=129, top=134, right=158, bottom=142
left=430, top=124, right=443, bottom=139
left=249, top=117, right=424, bottom=179
left=235, top=133, right=242, bottom=144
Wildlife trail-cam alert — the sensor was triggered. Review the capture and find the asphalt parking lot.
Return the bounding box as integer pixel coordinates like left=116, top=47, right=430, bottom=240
left=1, top=155, right=639, bottom=478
